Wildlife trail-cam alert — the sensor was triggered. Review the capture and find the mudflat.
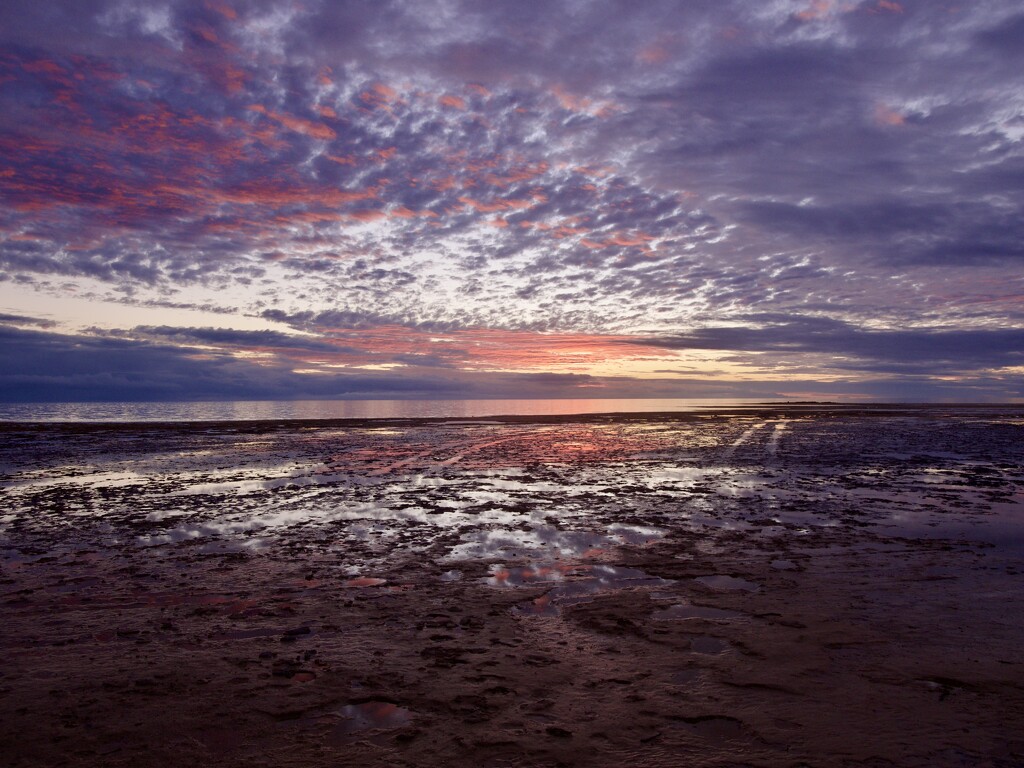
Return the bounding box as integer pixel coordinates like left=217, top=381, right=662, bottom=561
left=1, top=406, right=1022, bottom=767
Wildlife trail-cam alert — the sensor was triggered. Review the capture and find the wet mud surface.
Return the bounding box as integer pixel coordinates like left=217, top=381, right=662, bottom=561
left=1, top=405, right=1023, bottom=767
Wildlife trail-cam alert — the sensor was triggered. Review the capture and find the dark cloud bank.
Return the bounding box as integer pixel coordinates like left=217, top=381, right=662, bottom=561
left=2, top=317, right=1020, bottom=403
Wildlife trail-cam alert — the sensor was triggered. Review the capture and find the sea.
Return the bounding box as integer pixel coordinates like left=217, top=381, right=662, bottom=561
left=0, top=398, right=776, bottom=423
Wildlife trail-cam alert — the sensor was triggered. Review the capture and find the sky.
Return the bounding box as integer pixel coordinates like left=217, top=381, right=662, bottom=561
left=1, top=0, right=1023, bottom=403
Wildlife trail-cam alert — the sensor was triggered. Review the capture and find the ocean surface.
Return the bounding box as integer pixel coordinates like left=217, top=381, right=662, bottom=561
left=0, top=398, right=779, bottom=423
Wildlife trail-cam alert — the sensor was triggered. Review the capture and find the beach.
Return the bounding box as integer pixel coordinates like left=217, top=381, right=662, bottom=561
left=1, top=405, right=1022, bottom=767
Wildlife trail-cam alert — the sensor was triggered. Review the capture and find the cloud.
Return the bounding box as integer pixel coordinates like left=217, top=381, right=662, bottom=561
left=976, top=13, right=1024, bottom=58
left=638, top=315, right=1024, bottom=375
left=0, top=324, right=462, bottom=402
left=2, top=1, right=1024, bottom=400
left=3, top=321, right=1017, bottom=403
left=0, top=312, right=56, bottom=327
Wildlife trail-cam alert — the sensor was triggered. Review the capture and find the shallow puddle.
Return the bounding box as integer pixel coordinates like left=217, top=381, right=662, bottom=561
left=670, top=668, right=704, bottom=686
left=332, top=701, right=412, bottom=737
left=486, top=563, right=577, bottom=587
left=695, top=575, right=759, bottom=592
left=485, top=563, right=672, bottom=616
left=609, top=523, right=667, bottom=545
left=448, top=526, right=611, bottom=561
left=689, top=636, right=730, bottom=654
left=345, top=576, right=387, bottom=587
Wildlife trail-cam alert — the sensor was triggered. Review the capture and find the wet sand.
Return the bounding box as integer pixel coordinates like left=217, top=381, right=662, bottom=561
left=1, top=406, right=1023, bottom=767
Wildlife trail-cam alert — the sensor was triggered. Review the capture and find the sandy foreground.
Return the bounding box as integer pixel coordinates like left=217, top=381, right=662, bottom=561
left=1, top=405, right=1022, bottom=767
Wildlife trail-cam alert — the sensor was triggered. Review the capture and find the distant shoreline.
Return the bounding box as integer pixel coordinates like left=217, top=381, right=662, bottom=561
left=2, top=401, right=1022, bottom=429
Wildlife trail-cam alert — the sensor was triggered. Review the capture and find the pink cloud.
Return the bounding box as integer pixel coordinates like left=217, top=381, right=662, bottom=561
left=873, top=0, right=904, bottom=13
left=458, top=195, right=537, bottom=213
left=248, top=104, right=336, bottom=140
left=795, top=0, right=832, bottom=21
left=205, top=1, right=238, bottom=20
left=874, top=104, right=905, bottom=126
left=440, top=94, right=466, bottom=110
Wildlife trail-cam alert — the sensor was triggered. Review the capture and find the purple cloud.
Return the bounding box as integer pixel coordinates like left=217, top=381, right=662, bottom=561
left=1, top=0, right=1023, bottom=401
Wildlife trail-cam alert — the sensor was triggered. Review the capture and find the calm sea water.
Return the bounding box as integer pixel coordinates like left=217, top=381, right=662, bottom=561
left=0, top=398, right=773, bottom=423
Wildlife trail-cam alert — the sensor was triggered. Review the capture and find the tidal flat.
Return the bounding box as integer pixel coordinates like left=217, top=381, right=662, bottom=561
left=1, top=405, right=1023, bottom=767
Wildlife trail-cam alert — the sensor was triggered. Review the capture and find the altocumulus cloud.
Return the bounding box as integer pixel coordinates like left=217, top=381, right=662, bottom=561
left=1, top=0, right=1023, bottom=401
